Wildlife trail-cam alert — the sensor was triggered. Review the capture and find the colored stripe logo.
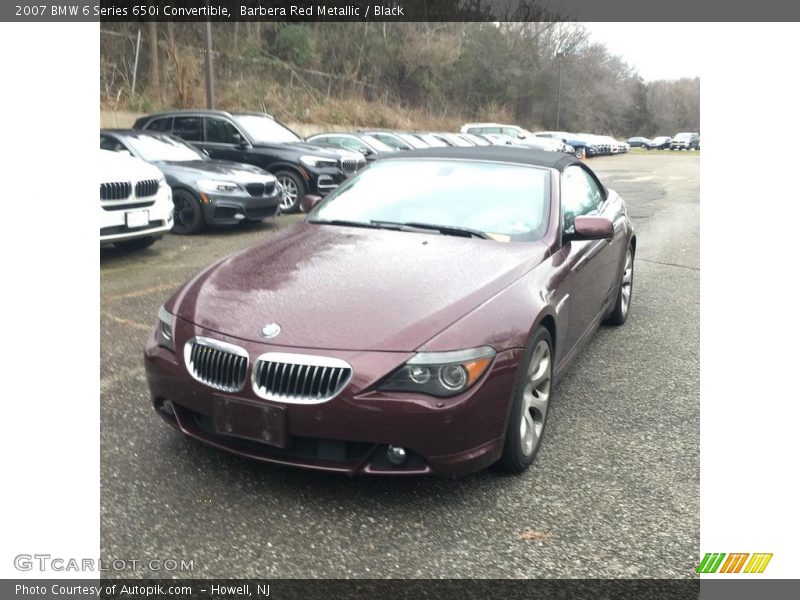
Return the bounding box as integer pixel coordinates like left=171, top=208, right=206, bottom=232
left=697, top=553, right=773, bottom=574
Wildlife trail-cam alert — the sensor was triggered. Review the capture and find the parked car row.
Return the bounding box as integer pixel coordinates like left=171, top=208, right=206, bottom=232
left=99, top=111, right=647, bottom=252
left=626, top=132, right=700, bottom=151
left=306, top=126, right=575, bottom=159
left=532, top=131, right=630, bottom=159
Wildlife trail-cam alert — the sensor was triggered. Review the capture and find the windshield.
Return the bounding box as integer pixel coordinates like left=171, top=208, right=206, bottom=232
left=674, top=133, right=692, bottom=141
left=396, top=133, right=429, bottom=148
left=309, top=159, right=550, bottom=242
left=125, top=134, right=204, bottom=162
left=360, top=135, right=394, bottom=152
left=234, top=115, right=301, bottom=143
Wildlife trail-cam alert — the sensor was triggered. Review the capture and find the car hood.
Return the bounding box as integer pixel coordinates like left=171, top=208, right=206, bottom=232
left=100, top=149, right=163, bottom=182
left=155, top=160, right=274, bottom=181
left=167, top=223, right=549, bottom=352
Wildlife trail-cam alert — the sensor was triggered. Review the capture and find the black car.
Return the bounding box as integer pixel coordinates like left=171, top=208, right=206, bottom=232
left=101, top=130, right=281, bottom=234
left=646, top=136, right=673, bottom=150
left=627, top=136, right=651, bottom=148
left=133, top=110, right=365, bottom=213
left=305, top=132, right=396, bottom=161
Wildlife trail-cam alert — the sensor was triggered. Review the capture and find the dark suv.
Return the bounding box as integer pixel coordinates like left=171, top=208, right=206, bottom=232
left=133, top=110, right=365, bottom=212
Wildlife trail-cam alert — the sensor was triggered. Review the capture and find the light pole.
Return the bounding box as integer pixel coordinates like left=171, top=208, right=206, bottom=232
left=203, top=20, right=215, bottom=109
left=555, top=51, right=564, bottom=130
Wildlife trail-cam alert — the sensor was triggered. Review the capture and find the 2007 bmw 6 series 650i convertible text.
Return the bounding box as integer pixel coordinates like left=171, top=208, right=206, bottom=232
left=144, top=147, right=635, bottom=476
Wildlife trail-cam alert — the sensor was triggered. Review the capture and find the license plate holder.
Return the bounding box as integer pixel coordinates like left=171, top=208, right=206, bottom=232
left=126, top=210, right=149, bottom=228
left=213, top=397, right=287, bottom=448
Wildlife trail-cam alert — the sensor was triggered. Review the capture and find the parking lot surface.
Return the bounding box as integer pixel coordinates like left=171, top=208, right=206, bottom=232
left=100, top=152, right=699, bottom=578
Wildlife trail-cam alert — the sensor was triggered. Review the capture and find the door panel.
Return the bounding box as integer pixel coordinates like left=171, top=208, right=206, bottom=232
left=560, top=166, right=614, bottom=352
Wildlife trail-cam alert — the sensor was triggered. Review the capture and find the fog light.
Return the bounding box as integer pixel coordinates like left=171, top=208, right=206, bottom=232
left=387, top=445, right=407, bottom=466
left=162, top=400, right=175, bottom=416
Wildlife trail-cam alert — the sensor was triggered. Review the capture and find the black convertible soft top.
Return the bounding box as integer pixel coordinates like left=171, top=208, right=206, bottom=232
left=380, top=145, right=582, bottom=172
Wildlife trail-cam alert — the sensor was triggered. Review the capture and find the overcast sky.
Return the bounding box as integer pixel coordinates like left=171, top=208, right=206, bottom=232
left=582, top=23, right=702, bottom=81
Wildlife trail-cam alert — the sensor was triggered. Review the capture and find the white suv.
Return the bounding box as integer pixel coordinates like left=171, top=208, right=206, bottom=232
left=100, top=149, right=173, bottom=250
left=460, top=123, right=563, bottom=152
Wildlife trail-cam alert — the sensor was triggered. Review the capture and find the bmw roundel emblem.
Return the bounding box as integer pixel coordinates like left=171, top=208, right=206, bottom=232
left=261, top=323, right=281, bottom=339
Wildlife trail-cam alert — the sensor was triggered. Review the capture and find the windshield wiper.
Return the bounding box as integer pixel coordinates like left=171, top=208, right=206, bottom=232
left=309, top=219, right=378, bottom=229
left=370, top=220, right=489, bottom=239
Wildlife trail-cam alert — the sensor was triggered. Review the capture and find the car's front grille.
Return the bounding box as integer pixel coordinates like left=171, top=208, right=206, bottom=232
left=184, top=337, right=249, bottom=392
left=100, top=181, right=131, bottom=200
left=135, top=179, right=159, bottom=198
left=340, top=159, right=360, bottom=175
left=252, top=353, right=352, bottom=404
left=245, top=182, right=277, bottom=197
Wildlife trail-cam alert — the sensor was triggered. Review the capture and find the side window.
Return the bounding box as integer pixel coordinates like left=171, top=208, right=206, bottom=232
left=561, top=166, right=604, bottom=232
left=311, top=135, right=331, bottom=146
left=100, top=135, right=126, bottom=153
left=205, top=117, right=240, bottom=144
left=145, top=117, right=172, bottom=133
left=172, top=116, right=203, bottom=142
left=339, top=137, right=367, bottom=153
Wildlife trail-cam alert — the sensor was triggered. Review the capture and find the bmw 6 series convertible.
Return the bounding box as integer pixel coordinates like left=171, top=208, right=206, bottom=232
left=144, top=147, right=635, bottom=476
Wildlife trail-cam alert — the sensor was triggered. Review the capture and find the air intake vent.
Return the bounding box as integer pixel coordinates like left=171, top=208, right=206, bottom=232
left=252, top=353, right=352, bottom=404
left=100, top=181, right=131, bottom=200
left=184, top=337, right=249, bottom=392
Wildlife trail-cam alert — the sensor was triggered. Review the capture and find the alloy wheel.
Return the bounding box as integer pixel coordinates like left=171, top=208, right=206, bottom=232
left=520, top=339, right=552, bottom=457
left=621, top=249, right=633, bottom=317
left=173, top=196, right=194, bottom=228
left=277, top=177, right=298, bottom=211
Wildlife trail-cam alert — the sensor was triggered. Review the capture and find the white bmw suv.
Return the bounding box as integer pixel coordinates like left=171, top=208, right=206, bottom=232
left=100, top=149, right=174, bottom=250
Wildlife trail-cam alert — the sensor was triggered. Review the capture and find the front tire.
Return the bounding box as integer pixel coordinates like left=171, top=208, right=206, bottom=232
left=498, top=327, right=553, bottom=473
left=275, top=170, right=307, bottom=214
left=172, top=189, right=205, bottom=235
left=606, top=245, right=634, bottom=325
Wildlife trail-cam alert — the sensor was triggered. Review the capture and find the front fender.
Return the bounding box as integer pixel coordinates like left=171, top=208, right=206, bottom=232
left=418, top=257, right=569, bottom=362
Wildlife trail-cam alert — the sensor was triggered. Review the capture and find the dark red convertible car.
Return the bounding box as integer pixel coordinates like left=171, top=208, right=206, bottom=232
left=144, top=147, right=635, bottom=476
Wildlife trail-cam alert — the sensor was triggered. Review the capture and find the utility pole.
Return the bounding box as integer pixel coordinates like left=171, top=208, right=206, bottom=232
left=203, top=20, right=215, bottom=109
left=131, top=29, right=141, bottom=98
left=555, top=52, right=564, bottom=130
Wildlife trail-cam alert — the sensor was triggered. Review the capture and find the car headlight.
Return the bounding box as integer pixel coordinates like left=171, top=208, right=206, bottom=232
left=379, top=346, right=496, bottom=397
left=300, top=155, right=338, bottom=169
left=156, top=306, right=175, bottom=352
left=196, top=179, right=241, bottom=193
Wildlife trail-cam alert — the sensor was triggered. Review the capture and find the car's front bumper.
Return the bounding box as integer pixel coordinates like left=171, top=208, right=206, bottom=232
left=100, top=185, right=173, bottom=244
left=304, top=166, right=352, bottom=196
left=143, top=320, right=522, bottom=476
left=201, top=190, right=282, bottom=224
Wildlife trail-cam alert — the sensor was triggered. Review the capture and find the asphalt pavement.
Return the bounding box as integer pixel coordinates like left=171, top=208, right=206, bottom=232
left=100, top=152, right=700, bottom=578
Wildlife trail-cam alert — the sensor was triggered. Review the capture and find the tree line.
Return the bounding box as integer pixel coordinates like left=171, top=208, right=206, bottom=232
left=101, top=22, right=699, bottom=137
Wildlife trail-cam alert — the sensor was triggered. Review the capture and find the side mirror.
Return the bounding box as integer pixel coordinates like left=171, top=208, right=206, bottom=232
left=517, top=133, right=526, bottom=140
left=232, top=133, right=248, bottom=148
left=300, top=194, right=323, bottom=213
left=569, top=216, right=614, bottom=241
